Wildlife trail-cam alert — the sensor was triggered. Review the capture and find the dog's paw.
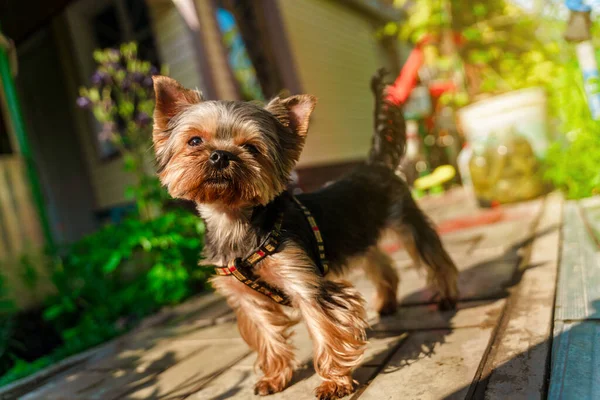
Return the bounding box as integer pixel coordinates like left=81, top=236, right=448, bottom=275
left=254, top=379, right=285, bottom=396
left=314, top=380, right=355, bottom=400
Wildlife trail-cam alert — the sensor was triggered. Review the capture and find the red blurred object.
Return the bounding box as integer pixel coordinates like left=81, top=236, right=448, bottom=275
left=386, top=48, right=423, bottom=105
left=436, top=208, right=504, bottom=234
left=429, top=81, right=456, bottom=98
left=385, top=32, right=466, bottom=106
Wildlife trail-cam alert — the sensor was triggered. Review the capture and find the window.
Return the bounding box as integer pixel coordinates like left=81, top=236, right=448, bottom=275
left=91, top=0, right=159, bottom=159
left=215, top=6, right=264, bottom=101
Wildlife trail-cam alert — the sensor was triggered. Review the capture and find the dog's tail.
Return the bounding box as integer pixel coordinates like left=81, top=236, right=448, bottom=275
left=367, top=69, right=407, bottom=170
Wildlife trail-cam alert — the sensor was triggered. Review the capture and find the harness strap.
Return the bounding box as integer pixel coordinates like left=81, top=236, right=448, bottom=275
left=213, top=196, right=329, bottom=306
left=214, top=258, right=291, bottom=306
left=291, top=196, right=329, bottom=275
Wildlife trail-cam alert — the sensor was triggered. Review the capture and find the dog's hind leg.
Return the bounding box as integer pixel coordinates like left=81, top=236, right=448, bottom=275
left=362, top=247, right=399, bottom=316
left=391, top=191, right=459, bottom=310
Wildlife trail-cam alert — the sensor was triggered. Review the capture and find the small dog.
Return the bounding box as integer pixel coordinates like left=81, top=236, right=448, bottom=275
left=151, top=72, right=458, bottom=399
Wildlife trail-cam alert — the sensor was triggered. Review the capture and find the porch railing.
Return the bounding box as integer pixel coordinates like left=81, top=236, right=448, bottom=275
left=0, top=155, right=44, bottom=260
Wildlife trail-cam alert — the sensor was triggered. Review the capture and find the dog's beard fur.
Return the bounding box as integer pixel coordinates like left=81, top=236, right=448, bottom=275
left=152, top=75, right=314, bottom=208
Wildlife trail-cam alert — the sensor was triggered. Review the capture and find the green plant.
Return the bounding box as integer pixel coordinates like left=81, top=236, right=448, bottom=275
left=44, top=210, right=206, bottom=350
left=544, top=53, right=600, bottom=199
left=0, top=209, right=207, bottom=387
left=390, top=0, right=566, bottom=96
left=77, top=42, right=169, bottom=219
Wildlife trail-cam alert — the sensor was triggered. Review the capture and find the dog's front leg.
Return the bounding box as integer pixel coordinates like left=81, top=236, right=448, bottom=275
left=294, top=279, right=368, bottom=399
left=211, top=276, right=296, bottom=395
left=271, top=246, right=368, bottom=399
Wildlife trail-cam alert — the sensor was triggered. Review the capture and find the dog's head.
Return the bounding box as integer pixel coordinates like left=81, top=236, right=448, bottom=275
left=152, top=76, right=316, bottom=207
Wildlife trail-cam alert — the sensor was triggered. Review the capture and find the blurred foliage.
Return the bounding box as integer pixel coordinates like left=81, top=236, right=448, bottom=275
left=392, top=0, right=600, bottom=199
left=0, top=210, right=206, bottom=386
left=77, top=42, right=169, bottom=219
left=391, top=0, right=566, bottom=94
left=545, top=50, right=600, bottom=199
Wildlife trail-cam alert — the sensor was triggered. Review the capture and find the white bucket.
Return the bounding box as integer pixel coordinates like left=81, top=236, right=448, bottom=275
left=458, top=88, right=549, bottom=158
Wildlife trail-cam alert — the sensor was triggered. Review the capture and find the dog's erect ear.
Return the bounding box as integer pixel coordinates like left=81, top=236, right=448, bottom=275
left=152, top=75, right=203, bottom=132
left=265, top=95, right=316, bottom=137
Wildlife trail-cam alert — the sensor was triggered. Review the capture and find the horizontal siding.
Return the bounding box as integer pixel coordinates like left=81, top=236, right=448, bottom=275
left=149, top=2, right=203, bottom=90
left=277, top=0, right=389, bottom=167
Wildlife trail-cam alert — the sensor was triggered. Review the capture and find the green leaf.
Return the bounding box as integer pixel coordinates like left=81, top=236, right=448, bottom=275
left=102, top=253, right=122, bottom=274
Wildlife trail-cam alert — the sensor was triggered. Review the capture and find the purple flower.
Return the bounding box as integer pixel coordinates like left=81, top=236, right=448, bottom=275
left=91, top=71, right=111, bottom=86
left=135, top=112, right=151, bottom=128
left=150, top=66, right=159, bottom=75
left=142, top=76, right=153, bottom=88
left=121, top=77, right=132, bottom=92
left=131, top=72, right=144, bottom=83
left=91, top=71, right=104, bottom=85
left=76, top=96, right=92, bottom=109
left=107, top=62, right=123, bottom=71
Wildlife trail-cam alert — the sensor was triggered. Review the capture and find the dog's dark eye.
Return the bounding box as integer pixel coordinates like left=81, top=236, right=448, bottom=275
left=242, top=143, right=259, bottom=155
left=188, top=137, right=203, bottom=147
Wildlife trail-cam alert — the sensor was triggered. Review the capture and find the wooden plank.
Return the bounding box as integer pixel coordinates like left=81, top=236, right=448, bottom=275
left=188, top=333, right=407, bottom=400
left=479, top=192, right=563, bottom=399
left=370, top=299, right=505, bottom=332
left=89, top=339, right=212, bottom=372
left=29, top=338, right=251, bottom=399
left=355, top=200, right=543, bottom=308
left=351, top=245, right=520, bottom=309
left=548, top=321, right=600, bottom=400
left=121, top=341, right=251, bottom=399
left=358, top=326, right=495, bottom=400
left=187, top=365, right=380, bottom=400
left=129, top=299, right=233, bottom=343
left=555, top=201, right=600, bottom=321
left=0, top=157, right=23, bottom=256
left=548, top=195, right=600, bottom=398
left=20, top=370, right=113, bottom=400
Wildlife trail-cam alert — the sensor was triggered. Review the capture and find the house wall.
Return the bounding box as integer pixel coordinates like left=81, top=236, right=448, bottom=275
left=276, top=0, right=391, bottom=167
left=64, top=2, right=137, bottom=210
left=63, top=0, right=206, bottom=210
left=148, top=0, right=205, bottom=91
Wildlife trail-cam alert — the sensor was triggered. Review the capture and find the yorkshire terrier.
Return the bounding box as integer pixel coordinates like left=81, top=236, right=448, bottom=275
left=151, top=71, right=458, bottom=400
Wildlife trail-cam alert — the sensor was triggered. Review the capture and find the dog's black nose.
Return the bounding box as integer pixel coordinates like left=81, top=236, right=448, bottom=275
left=209, top=150, right=233, bottom=169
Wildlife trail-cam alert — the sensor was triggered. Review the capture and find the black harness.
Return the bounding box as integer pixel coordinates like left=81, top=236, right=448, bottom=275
left=213, top=196, right=329, bottom=306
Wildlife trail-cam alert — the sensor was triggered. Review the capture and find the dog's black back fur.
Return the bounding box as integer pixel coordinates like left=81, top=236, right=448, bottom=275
left=249, top=70, right=412, bottom=274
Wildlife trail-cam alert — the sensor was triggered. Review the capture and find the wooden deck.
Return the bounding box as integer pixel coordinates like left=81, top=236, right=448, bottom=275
left=1, top=189, right=573, bottom=399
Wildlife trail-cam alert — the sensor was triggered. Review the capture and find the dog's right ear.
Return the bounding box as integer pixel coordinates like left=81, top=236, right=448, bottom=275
left=152, top=75, right=203, bottom=133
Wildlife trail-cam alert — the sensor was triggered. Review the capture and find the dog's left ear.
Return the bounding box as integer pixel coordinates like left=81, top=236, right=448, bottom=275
left=265, top=95, right=317, bottom=137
